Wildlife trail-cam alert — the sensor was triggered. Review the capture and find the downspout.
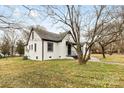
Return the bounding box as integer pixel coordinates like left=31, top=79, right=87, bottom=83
left=42, top=39, right=44, bottom=61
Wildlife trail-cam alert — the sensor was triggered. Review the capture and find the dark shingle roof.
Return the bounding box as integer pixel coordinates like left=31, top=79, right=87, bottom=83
left=33, top=27, right=69, bottom=42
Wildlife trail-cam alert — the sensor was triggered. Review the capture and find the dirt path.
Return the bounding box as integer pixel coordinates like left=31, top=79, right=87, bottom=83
left=89, top=57, right=124, bottom=66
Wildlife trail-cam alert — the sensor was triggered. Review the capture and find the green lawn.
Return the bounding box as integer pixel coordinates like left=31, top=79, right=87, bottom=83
left=0, top=57, right=124, bottom=88
left=92, top=54, right=124, bottom=63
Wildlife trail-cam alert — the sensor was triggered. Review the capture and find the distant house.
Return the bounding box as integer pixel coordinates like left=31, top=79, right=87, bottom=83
left=24, top=27, right=87, bottom=60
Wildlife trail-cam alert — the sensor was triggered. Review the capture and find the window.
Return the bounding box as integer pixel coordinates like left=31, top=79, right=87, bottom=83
left=68, top=44, right=71, bottom=55
left=31, top=44, right=33, bottom=50
left=47, top=42, right=53, bottom=52
left=34, top=43, right=37, bottom=52
left=32, top=31, right=34, bottom=40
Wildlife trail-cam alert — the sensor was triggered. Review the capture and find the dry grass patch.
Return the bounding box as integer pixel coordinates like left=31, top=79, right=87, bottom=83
left=0, top=57, right=124, bottom=88
left=92, top=54, right=124, bottom=63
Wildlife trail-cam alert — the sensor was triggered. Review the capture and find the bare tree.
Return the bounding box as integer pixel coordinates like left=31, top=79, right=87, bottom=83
left=2, top=28, right=19, bottom=56
left=17, top=5, right=124, bottom=64
left=23, top=5, right=121, bottom=64
left=0, top=35, right=11, bottom=57
left=0, top=6, right=30, bottom=56
left=16, top=40, right=25, bottom=56
left=43, top=5, right=117, bottom=64
left=98, top=23, right=123, bottom=58
left=96, top=6, right=124, bottom=58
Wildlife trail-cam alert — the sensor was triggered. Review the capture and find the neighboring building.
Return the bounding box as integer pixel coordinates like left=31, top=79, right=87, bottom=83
left=24, top=27, right=87, bottom=60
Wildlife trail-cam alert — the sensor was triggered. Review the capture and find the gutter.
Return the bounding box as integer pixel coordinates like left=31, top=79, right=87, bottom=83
left=42, top=39, right=44, bottom=61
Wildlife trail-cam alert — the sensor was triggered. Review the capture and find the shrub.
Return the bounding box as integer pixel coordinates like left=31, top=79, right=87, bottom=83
left=0, top=55, right=3, bottom=59
left=23, top=56, right=28, bottom=60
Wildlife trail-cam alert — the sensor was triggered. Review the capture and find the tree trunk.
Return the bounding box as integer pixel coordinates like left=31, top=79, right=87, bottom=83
left=76, top=43, right=91, bottom=65
left=99, top=43, right=106, bottom=58
left=78, top=56, right=83, bottom=65
left=78, top=58, right=87, bottom=64
left=77, top=49, right=89, bottom=65
left=11, top=45, right=14, bottom=56
left=101, top=46, right=106, bottom=58
left=77, top=46, right=87, bottom=64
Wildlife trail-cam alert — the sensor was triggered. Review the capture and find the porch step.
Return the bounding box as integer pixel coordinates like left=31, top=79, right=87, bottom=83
left=67, top=55, right=78, bottom=59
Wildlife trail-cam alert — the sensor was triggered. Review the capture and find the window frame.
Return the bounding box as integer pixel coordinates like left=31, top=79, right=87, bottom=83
left=47, top=42, right=53, bottom=52
left=34, top=43, right=37, bottom=52
left=31, top=44, right=33, bottom=50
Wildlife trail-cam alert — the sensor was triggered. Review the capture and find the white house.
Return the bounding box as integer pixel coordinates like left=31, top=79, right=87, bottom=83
left=24, top=27, right=87, bottom=60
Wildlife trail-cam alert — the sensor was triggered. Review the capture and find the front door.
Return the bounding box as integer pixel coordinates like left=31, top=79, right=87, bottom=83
left=68, top=44, right=71, bottom=56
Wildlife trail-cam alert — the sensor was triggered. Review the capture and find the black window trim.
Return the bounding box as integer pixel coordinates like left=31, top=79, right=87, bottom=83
left=31, top=44, right=33, bottom=50
left=47, top=42, right=53, bottom=52
left=34, top=43, right=37, bottom=52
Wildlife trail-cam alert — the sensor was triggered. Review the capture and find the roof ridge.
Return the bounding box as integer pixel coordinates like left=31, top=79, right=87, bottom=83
left=33, top=27, right=69, bottom=42
left=34, top=27, right=60, bottom=35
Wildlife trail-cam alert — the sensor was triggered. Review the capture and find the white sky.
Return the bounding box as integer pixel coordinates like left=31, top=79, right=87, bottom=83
left=0, top=5, right=93, bottom=34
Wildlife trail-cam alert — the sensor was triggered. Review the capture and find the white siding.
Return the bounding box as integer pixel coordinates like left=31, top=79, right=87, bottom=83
left=25, top=31, right=78, bottom=61
left=43, top=41, right=60, bottom=60
left=43, top=34, right=76, bottom=60
left=24, top=31, right=42, bottom=60
left=58, top=33, right=76, bottom=59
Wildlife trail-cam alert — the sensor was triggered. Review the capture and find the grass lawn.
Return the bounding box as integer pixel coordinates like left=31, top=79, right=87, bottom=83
left=0, top=57, right=124, bottom=88
left=92, top=54, right=124, bottom=63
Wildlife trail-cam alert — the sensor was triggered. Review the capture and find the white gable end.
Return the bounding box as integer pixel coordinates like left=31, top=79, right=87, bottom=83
left=25, top=30, right=43, bottom=60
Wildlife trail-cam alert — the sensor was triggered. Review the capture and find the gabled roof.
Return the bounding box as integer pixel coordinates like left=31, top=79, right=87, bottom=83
left=34, top=27, right=69, bottom=42
left=26, top=27, right=70, bottom=45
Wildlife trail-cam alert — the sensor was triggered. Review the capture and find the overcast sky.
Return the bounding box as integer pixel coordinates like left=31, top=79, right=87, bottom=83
left=0, top=5, right=65, bottom=33
left=0, top=5, right=93, bottom=34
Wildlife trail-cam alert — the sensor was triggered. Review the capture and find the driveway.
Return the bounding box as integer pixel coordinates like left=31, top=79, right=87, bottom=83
left=89, top=57, right=124, bottom=66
